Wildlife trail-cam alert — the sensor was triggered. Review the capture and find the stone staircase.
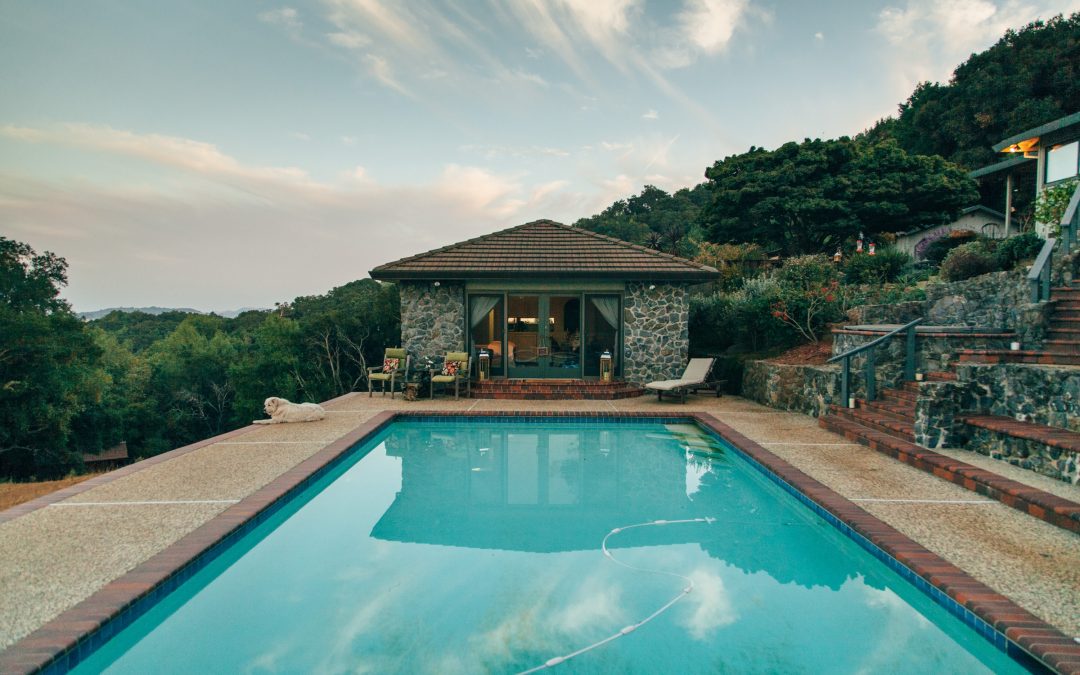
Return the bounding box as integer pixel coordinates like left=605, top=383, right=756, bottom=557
left=471, top=379, right=645, bottom=400
left=957, top=282, right=1080, bottom=365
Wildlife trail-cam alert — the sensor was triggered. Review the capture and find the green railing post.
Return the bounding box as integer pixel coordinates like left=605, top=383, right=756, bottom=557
left=841, top=357, right=850, bottom=407
left=864, top=349, right=876, bottom=402
left=904, top=324, right=916, bottom=381
left=1042, top=259, right=1051, bottom=300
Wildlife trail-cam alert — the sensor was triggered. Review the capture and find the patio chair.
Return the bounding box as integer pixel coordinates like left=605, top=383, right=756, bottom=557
left=368, top=348, right=410, bottom=398
left=644, top=358, right=720, bottom=403
left=430, top=351, right=471, bottom=399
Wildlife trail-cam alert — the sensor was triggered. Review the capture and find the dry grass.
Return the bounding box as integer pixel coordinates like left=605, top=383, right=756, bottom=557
left=0, top=474, right=103, bottom=511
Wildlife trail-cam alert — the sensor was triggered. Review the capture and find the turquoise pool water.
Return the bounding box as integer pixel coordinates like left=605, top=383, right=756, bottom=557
left=73, top=419, right=1027, bottom=674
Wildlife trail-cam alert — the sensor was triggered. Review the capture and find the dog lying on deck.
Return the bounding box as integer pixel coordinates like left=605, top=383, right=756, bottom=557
left=253, top=397, right=327, bottom=424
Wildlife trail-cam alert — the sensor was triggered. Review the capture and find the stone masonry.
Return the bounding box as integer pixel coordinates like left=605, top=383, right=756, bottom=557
left=399, top=282, right=465, bottom=365
left=623, top=282, right=689, bottom=384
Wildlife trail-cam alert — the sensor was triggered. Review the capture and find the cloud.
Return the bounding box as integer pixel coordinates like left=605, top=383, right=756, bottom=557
left=874, top=0, right=1079, bottom=89
left=362, top=54, right=411, bottom=96
left=0, top=124, right=600, bottom=310
left=678, top=0, right=748, bottom=54
left=340, top=135, right=358, bottom=145
left=642, top=109, right=659, bottom=120
left=326, top=30, right=370, bottom=49
left=814, top=31, right=824, bottom=41
left=258, top=6, right=302, bottom=30
left=291, top=131, right=311, bottom=141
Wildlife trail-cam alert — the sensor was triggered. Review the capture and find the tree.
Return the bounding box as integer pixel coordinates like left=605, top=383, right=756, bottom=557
left=867, top=13, right=1080, bottom=168
left=0, top=238, right=104, bottom=479
left=702, top=138, right=977, bottom=254
left=574, top=184, right=711, bottom=255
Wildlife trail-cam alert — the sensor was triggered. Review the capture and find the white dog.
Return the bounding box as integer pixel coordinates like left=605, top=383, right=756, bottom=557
left=253, top=397, right=327, bottom=424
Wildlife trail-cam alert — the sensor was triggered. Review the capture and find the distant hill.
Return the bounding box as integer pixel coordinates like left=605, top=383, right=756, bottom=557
left=78, top=306, right=267, bottom=320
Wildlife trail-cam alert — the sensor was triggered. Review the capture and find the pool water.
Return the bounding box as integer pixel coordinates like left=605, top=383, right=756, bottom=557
left=73, top=419, right=1027, bottom=674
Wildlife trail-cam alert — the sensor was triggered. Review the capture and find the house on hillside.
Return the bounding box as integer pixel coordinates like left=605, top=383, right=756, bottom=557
left=893, top=205, right=1008, bottom=260
left=369, top=220, right=719, bottom=384
left=971, top=111, right=1080, bottom=236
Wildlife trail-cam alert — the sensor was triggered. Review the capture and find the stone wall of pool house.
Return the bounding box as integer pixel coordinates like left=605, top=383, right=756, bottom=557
left=622, top=282, right=689, bottom=384
left=399, top=281, right=466, bottom=365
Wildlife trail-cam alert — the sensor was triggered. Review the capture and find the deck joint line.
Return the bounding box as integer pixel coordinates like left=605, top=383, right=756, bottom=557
left=761, top=442, right=862, bottom=446
left=850, top=498, right=997, bottom=504
left=50, top=499, right=241, bottom=507
left=216, top=441, right=324, bottom=445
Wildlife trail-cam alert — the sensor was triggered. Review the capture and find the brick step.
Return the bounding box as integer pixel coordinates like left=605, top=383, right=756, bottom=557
left=956, top=349, right=1080, bottom=365
left=471, top=380, right=645, bottom=400
left=960, top=415, right=1080, bottom=454
left=1049, top=317, right=1080, bottom=327
left=1052, top=309, right=1080, bottom=320
left=880, top=387, right=918, bottom=404
left=1043, top=339, right=1080, bottom=351
left=1047, top=330, right=1080, bottom=342
left=859, top=398, right=915, bottom=421
left=1050, top=286, right=1080, bottom=297
left=819, top=415, right=1080, bottom=534
left=829, top=404, right=915, bottom=441
left=899, top=371, right=957, bottom=393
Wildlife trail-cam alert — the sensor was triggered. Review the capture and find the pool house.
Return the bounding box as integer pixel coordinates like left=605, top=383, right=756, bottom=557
left=369, top=220, right=719, bottom=385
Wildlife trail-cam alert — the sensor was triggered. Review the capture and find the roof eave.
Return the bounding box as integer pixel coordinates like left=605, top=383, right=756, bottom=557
left=992, top=111, right=1080, bottom=153
left=369, top=269, right=720, bottom=282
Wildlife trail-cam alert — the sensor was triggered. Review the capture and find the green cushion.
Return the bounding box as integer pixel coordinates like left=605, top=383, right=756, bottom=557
left=385, top=348, right=407, bottom=360
left=430, top=375, right=456, bottom=383
left=369, top=373, right=393, bottom=381
left=445, top=351, right=468, bottom=362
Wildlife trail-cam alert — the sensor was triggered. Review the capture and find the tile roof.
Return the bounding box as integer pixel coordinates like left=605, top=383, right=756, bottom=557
left=369, top=219, right=720, bottom=281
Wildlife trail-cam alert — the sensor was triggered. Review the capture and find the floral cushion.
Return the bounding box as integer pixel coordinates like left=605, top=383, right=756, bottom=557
left=382, top=358, right=400, bottom=374
left=441, top=360, right=460, bottom=377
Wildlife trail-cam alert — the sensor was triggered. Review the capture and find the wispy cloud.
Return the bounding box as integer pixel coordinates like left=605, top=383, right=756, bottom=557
left=875, top=0, right=1080, bottom=90
left=642, top=109, right=659, bottom=120
left=258, top=6, right=302, bottom=30
left=0, top=123, right=608, bottom=308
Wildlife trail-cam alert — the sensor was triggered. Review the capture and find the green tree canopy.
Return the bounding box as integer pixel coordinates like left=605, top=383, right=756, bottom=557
left=702, top=138, right=977, bottom=254
left=574, top=184, right=711, bottom=255
left=867, top=13, right=1080, bottom=168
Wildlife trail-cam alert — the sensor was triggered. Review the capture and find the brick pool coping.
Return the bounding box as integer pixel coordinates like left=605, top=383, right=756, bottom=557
left=2, top=411, right=1078, bottom=674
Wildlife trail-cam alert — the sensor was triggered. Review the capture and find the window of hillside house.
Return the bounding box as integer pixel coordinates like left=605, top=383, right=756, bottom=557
left=1046, top=141, right=1079, bottom=184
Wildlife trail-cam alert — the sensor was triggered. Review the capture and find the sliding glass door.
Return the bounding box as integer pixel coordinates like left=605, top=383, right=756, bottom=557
left=471, top=292, right=619, bottom=379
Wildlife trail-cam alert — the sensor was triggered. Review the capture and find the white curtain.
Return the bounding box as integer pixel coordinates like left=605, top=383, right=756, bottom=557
left=470, top=296, right=500, bottom=328
left=590, top=296, right=620, bottom=328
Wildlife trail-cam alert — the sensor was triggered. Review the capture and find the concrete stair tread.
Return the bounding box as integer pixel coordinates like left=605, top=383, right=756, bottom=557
left=959, top=415, right=1080, bottom=453
left=819, top=415, right=1080, bottom=533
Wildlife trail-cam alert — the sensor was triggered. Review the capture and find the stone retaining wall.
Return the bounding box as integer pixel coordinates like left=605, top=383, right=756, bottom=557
left=956, top=363, right=1080, bottom=432
left=831, top=330, right=1012, bottom=391
left=623, top=282, right=689, bottom=384
left=742, top=360, right=840, bottom=418
left=965, top=427, right=1078, bottom=484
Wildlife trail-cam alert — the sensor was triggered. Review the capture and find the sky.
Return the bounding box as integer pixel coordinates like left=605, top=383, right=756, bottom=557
left=2, top=0, right=1079, bottom=312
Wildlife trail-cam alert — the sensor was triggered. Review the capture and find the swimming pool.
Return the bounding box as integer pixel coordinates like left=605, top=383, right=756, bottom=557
left=69, top=417, right=1031, bottom=673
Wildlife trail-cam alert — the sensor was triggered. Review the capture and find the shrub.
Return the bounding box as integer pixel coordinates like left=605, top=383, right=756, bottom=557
left=939, top=241, right=999, bottom=281
left=770, top=255, right=845, bottom=343
left=993, top=232, right=1044, bottom=270
left=923, top=230, right=980, bottom=264
left=842, top=247, right=911, bottom=284
left=1034, top=178, right=1078, bottom=234
left=693, top=241, right=768, bottom=291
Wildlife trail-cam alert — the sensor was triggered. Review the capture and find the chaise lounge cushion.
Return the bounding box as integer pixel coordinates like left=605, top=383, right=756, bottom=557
left=644, top=358, right=714, bottom=391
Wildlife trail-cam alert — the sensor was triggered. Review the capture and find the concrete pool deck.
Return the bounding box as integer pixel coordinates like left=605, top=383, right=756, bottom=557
left=1, top=393, right=1078, bottom=670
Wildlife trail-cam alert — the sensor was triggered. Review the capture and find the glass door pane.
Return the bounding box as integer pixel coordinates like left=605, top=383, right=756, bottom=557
left=507, top=295, right=541, bottom=377
left=584, top=294, right=620, bottom=378
left=545, top=295, right=581, bottom=378
left=468, top=295, right=504, bottom=377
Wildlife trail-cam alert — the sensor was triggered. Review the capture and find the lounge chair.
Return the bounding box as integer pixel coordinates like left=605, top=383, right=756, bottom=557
left=430, top=351, right=471, bottom=399
left=645, top=358, right=721, bottom=403
left=368, top=348, right=410, bottom=398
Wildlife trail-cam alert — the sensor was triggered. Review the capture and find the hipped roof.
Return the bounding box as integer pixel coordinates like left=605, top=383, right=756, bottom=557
left=369, top=219, right=720, bottom=281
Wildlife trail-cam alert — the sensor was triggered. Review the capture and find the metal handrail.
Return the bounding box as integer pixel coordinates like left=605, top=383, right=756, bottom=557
left=1060, top=181, right=1080, bottom=251
left=1026, top=237, right=1057, bottom=302
left=827, top=318, right=923, bottom=406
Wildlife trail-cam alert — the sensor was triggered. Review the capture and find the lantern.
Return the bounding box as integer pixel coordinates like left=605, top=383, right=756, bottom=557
left=868, top=242, right=876, bottom=256
left=600, top=350, right=613, bottom=382
left=856, top=232, right=864, bottom=253
left=833, top=247, right=842, bottom=263
left=478, top=349, right=490, bottom=381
